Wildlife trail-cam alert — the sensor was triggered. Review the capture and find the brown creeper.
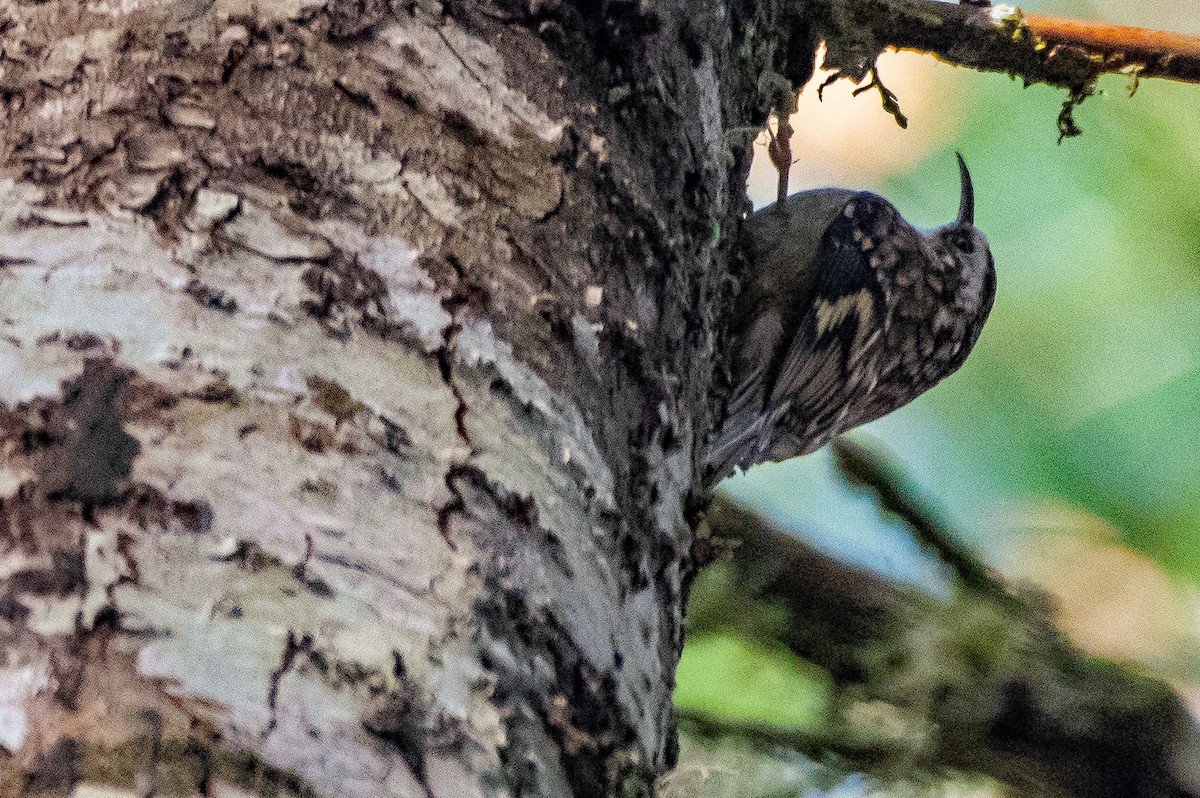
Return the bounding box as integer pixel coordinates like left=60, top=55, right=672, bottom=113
left=706, top=155, right=996, bottom=482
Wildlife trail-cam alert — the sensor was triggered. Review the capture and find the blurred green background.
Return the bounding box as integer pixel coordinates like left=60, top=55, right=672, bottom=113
left=678, top=0, right=1200, bottom=741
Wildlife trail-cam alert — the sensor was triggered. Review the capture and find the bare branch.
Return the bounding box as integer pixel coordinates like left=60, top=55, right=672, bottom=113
left=820, top=0, right=1200, bottom=137
left=1022, top=11, right=1200, bottom=84
left=862, top=1, right=1200, bottom=86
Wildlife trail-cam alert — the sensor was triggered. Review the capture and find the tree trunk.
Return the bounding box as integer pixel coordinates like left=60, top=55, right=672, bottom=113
left=0, top=1, right=815, bottom=796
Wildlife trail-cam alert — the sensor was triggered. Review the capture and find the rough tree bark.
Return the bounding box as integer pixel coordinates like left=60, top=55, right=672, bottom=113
left=0, top=0, right=821, bottom=796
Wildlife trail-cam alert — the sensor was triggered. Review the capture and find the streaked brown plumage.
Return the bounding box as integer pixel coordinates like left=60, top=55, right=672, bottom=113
left=706, top=155, right=996, bottom=483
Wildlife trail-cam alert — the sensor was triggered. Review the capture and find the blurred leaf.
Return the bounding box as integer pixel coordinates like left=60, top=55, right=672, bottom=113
left=673, top=634, right=832, bottom=730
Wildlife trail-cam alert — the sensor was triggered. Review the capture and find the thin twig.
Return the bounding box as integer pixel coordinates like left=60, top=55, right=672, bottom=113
left=851, top=64, right=908, bottom=129
left=830, top=437, right=1017, bottom=607
left=768, top=115, right=793, bottom=204
left=676, top=706, right=914, bottom=764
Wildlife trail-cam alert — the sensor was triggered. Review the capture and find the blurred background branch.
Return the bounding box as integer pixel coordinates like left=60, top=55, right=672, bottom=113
left=830, top=437, right=1012, bottom=604
left=677, top=491, right=1200, bottom=797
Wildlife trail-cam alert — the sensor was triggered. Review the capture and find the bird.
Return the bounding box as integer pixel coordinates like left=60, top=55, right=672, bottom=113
left=705, top=154, right=996, bottom=484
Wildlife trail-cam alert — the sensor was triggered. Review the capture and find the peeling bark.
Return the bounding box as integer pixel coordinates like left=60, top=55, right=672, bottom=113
left=0, top=0, right=817, bottom=795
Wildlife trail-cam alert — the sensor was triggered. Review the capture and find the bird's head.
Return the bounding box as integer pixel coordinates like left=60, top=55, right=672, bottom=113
left=929, top=153, right=997, bottom=322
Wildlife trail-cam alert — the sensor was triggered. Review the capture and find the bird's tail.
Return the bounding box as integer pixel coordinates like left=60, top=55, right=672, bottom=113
left=703, top=412, right=769, bottom=487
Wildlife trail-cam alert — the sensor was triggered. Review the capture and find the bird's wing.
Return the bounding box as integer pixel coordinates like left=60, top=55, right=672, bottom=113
left=705, top=190, right=896, bottom=482
left=762, top=194, right=895, bottom=460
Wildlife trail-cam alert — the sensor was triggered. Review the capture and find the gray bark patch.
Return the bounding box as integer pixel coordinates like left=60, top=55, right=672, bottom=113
left=35, top=358, right=142, bottom=506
